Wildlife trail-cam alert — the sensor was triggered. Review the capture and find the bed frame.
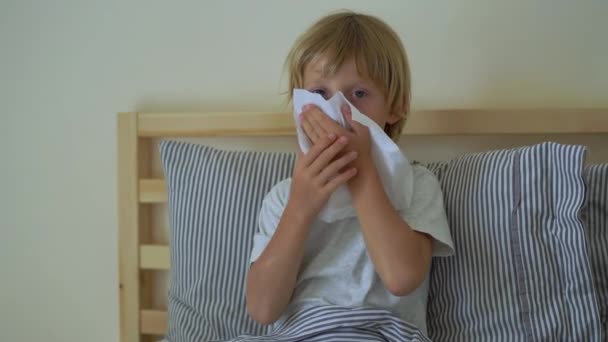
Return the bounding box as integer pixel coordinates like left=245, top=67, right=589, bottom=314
left=117, top=109, right=608, bottom=341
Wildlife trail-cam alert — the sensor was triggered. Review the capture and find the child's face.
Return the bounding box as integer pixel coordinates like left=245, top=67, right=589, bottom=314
left=303, top=56, right=400, bottom=129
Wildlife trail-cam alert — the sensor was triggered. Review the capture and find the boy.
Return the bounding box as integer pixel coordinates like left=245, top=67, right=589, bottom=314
left=246, top=11, right=454, bottom=336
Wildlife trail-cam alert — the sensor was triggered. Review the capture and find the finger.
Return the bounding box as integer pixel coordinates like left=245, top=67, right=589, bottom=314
left=351, top=120, right=368, bottom=134
left=302, top=133, right=336, bottom=166
left=323, top=167, right=358, bottom=194
left=308, top=105, right=335, bottom=127
left=304, top=106, right=331, bottom=140
left=310, top=109, right=348, bottom=136
left=342, top=104, right=356, bottom=128
left=300, top=115, right=320, bottom=143
left=317, top=150, right=358, bottom=184
left=342, top=104, right=368, bottom=134
left=309, top=136, right=349, bottom=175
left=341, top=104, right=352, bottom=121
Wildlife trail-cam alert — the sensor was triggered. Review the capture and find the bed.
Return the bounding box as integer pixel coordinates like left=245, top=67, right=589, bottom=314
left=117, top=109, right=608, bottom=341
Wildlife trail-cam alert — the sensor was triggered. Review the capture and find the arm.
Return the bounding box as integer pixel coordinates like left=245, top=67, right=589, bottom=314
left=350, top=165, right=433, bottom=296
left=246, top=134, right=358, bottom=324
left=300, top=104, right=432, bottom=296
left=246, top=203, right=313, bottom=324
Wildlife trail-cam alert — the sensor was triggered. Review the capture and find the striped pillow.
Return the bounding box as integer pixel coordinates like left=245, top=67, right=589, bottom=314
left=585, top=164, right=608, bottom=336
left=426, top=142, right=602, bottom=341
left=159, top=140, right=295, bottom=341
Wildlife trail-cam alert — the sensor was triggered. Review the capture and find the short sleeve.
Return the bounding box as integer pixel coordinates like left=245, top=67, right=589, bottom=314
left=249, top=178, right=291, bottom=263
left=400, top=165, right=455, bottom=257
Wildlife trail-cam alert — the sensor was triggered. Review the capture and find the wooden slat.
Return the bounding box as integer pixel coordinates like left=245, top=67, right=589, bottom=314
left=139, top=179, right=167, bottom=203
left=405, top=109, right=608, bottom=135
left=140, top=245, right=170, bottom=270
left=138, top=112, right=294, bottom=137
left=118, top=112, right=141, bottom=342
left=141, top=310, right=167, bottom=336
left=136, top=109, right=608, bottom=137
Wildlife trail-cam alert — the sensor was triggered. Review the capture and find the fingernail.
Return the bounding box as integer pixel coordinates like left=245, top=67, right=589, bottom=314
left=303, top=104, right=313, bottom=111
left=342, top=104, right=351, bottom=114
left=339, top=136, right=348, bottom=143
left=328, top=133, right=336, bottom=139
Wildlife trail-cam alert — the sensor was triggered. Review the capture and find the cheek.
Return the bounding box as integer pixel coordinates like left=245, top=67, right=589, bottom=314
left=353, top=99, right=386, bottom=123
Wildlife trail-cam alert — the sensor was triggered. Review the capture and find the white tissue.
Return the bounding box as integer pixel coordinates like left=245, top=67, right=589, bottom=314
left=292, top=88, right=413, bottom=222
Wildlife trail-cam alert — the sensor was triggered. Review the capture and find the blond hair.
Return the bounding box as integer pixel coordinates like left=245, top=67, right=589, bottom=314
left=285, top=10, right=411, bottom=141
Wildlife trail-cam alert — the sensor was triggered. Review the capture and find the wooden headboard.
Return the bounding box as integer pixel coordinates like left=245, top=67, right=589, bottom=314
left=117, top=109, right=608, bottom=341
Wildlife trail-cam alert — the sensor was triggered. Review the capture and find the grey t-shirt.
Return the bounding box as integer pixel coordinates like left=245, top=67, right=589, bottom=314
left=249, top=164, right=455, bottom=335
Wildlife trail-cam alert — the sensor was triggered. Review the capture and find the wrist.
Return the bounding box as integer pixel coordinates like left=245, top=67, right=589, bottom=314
left=284, top=199, right=315, bottom=229
left=350, top=166, right=383, bottom=205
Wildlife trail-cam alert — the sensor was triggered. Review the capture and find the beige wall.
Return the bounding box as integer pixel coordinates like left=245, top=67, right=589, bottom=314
left=1, top=1, right=607, bottom=341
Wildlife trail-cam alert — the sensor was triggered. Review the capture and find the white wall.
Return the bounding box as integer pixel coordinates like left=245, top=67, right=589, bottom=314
left=1, top=1, right=607, bottom=341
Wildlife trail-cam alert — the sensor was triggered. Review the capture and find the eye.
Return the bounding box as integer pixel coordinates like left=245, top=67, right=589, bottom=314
left=311, top=88, right=328, bottom=99
left=353, top=90, right=367, bottom=99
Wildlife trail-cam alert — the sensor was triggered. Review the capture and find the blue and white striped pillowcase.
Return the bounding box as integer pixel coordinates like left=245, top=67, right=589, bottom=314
left=159, top=139, right=603, bottom=341
left=426, top=142, right=602, bottom=341
left=516, top=145, right=599, bottom=340
left=159, top=140, right=295, bottom=342
left=585, top=164, right=608, bottom=336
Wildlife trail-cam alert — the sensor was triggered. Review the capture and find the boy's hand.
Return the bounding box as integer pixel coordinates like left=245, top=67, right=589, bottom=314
left=300, top=104, right=375, bottom=196
left=288, top=133, right=358, bottom=222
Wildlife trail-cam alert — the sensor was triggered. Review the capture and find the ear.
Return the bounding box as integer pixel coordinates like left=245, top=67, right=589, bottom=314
left=387, top=97, right=408, bottom=125
left=386, top=112, right=401, bottom=125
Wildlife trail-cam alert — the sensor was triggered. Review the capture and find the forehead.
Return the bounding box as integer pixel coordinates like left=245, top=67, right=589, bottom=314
left=303, top=54, right=370, bottom=81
